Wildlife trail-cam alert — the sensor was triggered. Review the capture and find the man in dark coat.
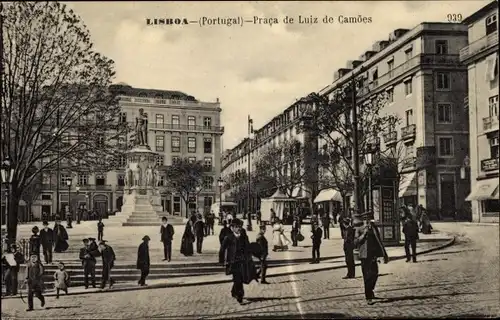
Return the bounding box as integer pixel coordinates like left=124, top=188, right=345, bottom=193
left=341, top=216, right=356, bottom=279
left=353, top=212, right=389, bottom=305
left=53, top=219, right=69, bottom=253
left=402, top=213, right=419, bottom=263
left=160, top=217, right=174, bottom=262
left=311, top=221, right=323, bottom=264
left=137, top=236, right=150, bottom=286
left=98, top=240, right=116, bottom=289
left=291, top=215, right=301, bottom=247
left=29, top=226, right=41, bottom=260
left=321, top=212, right=331, bottom=239
left=79, top=238, right=97, bottom=289
left=2, top=244, right=25, bottom=295
left=194, top=214, right=205, bottom=254
left=39, top=221, right=54, bottom=264
left=24, top=254, right=45, bottom=312
left=256, top=225, right=270, bottom=284
left=207, top=211, right=215, bottom=235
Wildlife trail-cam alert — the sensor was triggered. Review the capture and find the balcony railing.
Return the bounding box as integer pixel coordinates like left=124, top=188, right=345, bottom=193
left=383, top=131, right=398, bottom=145
left=460, top=31, right=499, bottom=62
left=401, top=124, right=416, bottom=141
left=483, top=116, right=499, bottom=132
left=118, top=96, right=220, bottom=109
left=481, top=158, right=499, bottom=172
left=149, top=123, right=224, bottom=133
left=402, top=157, right=417, bottom=169
left=358, top=54, right=462, bottom=96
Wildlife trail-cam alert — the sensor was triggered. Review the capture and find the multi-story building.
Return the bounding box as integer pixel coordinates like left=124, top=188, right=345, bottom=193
left=461, top=1, right=499, bottom=223
left=319, top=22, right=470, bottom=219
left=221, top=102, right=318, bottom=213
left=31, top=84, right=223, bottom=219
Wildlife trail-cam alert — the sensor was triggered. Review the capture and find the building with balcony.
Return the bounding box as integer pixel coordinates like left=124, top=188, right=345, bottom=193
left=319, top=22, right=470, bottom=219
left=221, top=101, right=318, bottom=214
left=461, top=1, right=499, bottom=223
left=31, top=84, right=223, bottom=219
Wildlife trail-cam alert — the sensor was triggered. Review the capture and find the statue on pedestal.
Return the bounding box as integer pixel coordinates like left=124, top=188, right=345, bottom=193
left=134, top=108, right=149, bottom=146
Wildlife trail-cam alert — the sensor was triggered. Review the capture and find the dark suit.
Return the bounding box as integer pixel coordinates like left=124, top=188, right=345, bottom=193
left=39, top=228, right=54, bottom=264
left=26, top=261, right=45, bottom=310
left=219, top=232, right=252, bottom=300
left=342, top=225, right=356, bottom=278
left=354, top=222, right=388, bottom=300
left=311, top=227, right=323, bottom=262
left=403, top=218, right=419, bottom=262
left=29, top=234, right=41, bottom=259
left=136, top=242, right=150, bottom=285
left=99, top=245, right=116, bottom=289
left=194, top=220, right=205, bottom=253
left=160, top=224, right=174, bottom=261
left=256, top=234, right=269, bottom=282
left=322, top=215, right=331, bottom=239
left=79, top=246, right=97, bottom=288
left=291, top=220, right=300, bottom=247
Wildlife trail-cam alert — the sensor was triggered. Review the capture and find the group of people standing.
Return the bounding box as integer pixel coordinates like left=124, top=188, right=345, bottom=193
left=30, top=220, right=69, bottom=264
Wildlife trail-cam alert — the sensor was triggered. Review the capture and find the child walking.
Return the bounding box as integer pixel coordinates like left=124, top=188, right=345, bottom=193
left=53, top=262, right=70, bottom=299
left=97, top=218, right=105, bottom=241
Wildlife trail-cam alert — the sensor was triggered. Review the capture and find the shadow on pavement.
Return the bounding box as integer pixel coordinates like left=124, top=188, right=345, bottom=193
left=417, top=258, right=449, bottom=263
left=245, top=296, right=299, bottom=303
left=425, top=249, right=478, bottom=256
left=45, top=306, right=81, bottom=310
left=379, top=273, right=393, bottom=277
left=273, top=279, right=308, bottom=284
left=234, top=313, right=347, bottom=319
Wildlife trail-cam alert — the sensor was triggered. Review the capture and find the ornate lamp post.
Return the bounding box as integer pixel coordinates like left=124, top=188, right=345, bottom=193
left=75, top=185, right=81, bottom=224
left=217, top=177, right=224, bottom=225
left=195, top=185, right=202, bottom=214
left=66, top=178, right=73, bottom=228
left=364, top=144, right=374, bottom=214
left=1, top=157, right=15, bottom=242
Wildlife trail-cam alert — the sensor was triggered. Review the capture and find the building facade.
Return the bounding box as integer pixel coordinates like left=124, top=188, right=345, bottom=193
left=31, top=84, right=223, bottom=219
left=319, top=22, right=470, bottom=219
left=461, top=1, right=499, bottom=223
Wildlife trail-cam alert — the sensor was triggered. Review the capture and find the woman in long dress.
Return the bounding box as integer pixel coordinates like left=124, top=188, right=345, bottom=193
left=272, top=219, right=290, bottom=251
left=53, top=220, right=69, bottom=253
left=180, top=220, right=195, bottom=256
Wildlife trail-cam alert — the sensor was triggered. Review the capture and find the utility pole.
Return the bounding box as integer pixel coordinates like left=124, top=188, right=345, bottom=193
left=246, top=115, right=253, bottom=231
left=351, top=77, right=363, bottom=216
left=56, top=109, right=60, bottom=217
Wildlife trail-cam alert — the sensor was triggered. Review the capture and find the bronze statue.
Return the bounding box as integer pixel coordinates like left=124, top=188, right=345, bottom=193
left=135, top=108, right=148, bottom=146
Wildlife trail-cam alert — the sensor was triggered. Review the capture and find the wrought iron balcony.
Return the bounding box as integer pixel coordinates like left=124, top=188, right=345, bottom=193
left=149, top=123, right=224, bottom=134
left=383, top=131, right=398, bottom=145
left=483, top=116, right=499, bottom=133
left=401, top=124, right=416, bottom=142
left=460, top=31, right=499, bottom=62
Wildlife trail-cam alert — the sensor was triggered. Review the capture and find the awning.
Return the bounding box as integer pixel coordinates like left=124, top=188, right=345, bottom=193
left=398, top=172, right=417, bottom=198
left=466, top=179, right=499, bottom=201
left=314, top=188, right=343, bottom=203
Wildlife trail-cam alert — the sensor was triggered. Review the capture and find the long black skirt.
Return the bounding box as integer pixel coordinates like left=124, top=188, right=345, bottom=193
left=180, top=236, right=194, bottom=256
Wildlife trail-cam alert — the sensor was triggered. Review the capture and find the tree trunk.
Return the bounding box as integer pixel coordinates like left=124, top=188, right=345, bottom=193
left=7, top=189, right=21, bottom=245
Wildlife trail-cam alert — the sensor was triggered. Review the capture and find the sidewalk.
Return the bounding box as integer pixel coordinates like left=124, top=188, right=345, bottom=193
left=2, top=230, right=455, bottom=299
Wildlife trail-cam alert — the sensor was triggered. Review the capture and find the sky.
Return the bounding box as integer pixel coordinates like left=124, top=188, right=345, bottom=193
left=64, top=0, right=490, bottom=150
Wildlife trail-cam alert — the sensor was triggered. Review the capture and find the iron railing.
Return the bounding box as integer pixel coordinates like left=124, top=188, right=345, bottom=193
left=460, top=31, right=499, bottom=62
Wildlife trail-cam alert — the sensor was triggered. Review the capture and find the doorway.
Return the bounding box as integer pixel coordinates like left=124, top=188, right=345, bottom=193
left=41, top=205, right=52, bottom=221
left=440, top=173, right=456, bottom=218
left=94, top=201, right=107, bottom=217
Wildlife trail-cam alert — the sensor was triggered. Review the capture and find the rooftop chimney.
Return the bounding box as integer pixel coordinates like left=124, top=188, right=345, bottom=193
left=361, top=50, right=377, bottom=61
left=338, top=68, right=352, bottom=78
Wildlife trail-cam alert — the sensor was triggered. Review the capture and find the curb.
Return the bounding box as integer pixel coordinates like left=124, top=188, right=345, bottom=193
left=1, top=236, right=455, bottom=299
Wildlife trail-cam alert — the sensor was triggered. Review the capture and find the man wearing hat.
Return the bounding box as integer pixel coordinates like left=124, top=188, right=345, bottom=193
left=40, top=221, right=54, bottom=264
left=98, top=240, right=116, bottom=289
left=353, top=212, right=389, bottom=305
left=136, top=236, right=150, bottom=286
left=29, top=226, right=41, bottom=260
left=194, top=214, right=206, bottom=254
left=340, top=216, right=356, bottom=279
left=79, top=238, right=97, bottom=289
left=88, top=237, right=99, bottom=253
left=24, top=254, right=45, bottom=311
left=2, top=243, right=25, bottom=296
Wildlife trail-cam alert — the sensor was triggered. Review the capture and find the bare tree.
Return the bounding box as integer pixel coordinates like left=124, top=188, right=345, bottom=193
left=254, top=138, right=306, bottom=198
left=1, top=2, right=127, bottom=241
left=163, top=158, right=204, bottom=218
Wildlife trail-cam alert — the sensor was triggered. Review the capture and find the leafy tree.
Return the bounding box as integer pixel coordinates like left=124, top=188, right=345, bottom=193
left=1, top=2, right=126, bottom=242
left=163, top=158, right=204, bottom=218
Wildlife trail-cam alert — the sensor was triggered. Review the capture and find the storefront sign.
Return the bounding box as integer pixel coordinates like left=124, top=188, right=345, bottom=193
left=481, top=158, right=499, bottom=172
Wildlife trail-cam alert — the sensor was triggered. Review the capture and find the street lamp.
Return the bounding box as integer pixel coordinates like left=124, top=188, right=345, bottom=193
left=1, top=157, right=14, bottom=243
left=53, top=124, right=61, bottom=217
left=66, top=178, right=73, bottom=228
left=75, top=186, right=81, bottom=224
left=217, top=177, right=224, bottom=225
left=364, top=143, right=374, bottom=215
left=195, top=185, right=202, bottom=214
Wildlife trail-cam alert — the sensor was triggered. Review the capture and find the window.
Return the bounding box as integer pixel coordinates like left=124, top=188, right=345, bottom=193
left=171, top=136, right=180, bottom=152
left=437, top=104, right=452, bottom=123
left=42, top=173, right=51, bottom=184
left=95, top=174, right=106, bottom=185
left=436, top=72, right=451, bottom=90
left=159, top=175, right=165, bottom=186
left=61, top=174, right=71, bottom=186
left=188, top=157, right=196, bottom=164
left=119, top=112, right=127, bottom=123
left=405, top=48, right=413, bottom=61
left=172, top=156, right=180, bottom=164
left=405, top=109, right=414, bottom=126
left=482, top=199, right=500, bottom=214
left=156, top=114, right=164, bottom=127
left=404, top=78, right=412, bottom=96
left=204, top=138, right=212, bottom=153
left=204, top=157, right=212, bottom=170
left=188, top=116, right=196, bottom=129
left=435, top=40, right=448, bottom=55
left=173, top=196, right=181, bottom=213
left=118, top=156, right=126, bottom=167
left=489, top=96, right=499, bottom=118
left=155, top=135, right=164, bottom=152
left=156, top=155, right=164, bottom=167
left=387, top=59, right=394, bottom=78
left=41, top=194, right=52, bottom=200
left=486, top=55, right=499, bottom=82
left=203, top=117, right=212, bottom=128
left=372, top=69, right=378, bottom=81
left=490, top=137, right=499, bottom=159
left=172, top=115, right=180, bottom=127
left=203, top=176, right=214, bottom=189
left=486, top=14, right=497, bottom=35
left=77, top=174, right=89, bottom=185
left=387, top=88, right=394, bottom=103
left=117, top=175, right=125, bottom=186
left=188, top=137, right=196, bottom=153
left=438, top=137, right=453, bottom=157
